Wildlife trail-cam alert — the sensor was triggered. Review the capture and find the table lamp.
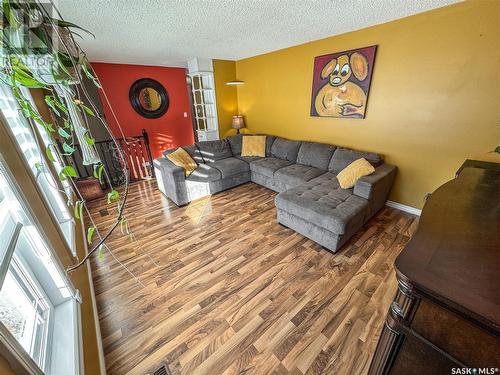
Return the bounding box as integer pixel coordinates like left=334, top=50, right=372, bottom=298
left=232, top=115, right=245, bottom=134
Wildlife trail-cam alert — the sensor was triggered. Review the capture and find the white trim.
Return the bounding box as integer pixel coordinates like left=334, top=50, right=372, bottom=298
left=386, top=200, right=422, bottom=216
left=0, top=223, right=22, bottom=290
left=76, top=300, right=84, bottom=375
left=49, top=299, right=80, bottom=375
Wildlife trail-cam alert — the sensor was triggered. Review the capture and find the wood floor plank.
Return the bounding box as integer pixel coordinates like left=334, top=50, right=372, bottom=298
left=88, top=180, right=417, bottom=375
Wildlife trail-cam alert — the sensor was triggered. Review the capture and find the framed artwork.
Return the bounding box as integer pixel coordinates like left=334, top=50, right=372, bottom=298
left=310, top=45, right=377, bottom=119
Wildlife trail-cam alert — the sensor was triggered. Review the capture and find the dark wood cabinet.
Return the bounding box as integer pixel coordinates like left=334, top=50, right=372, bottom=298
left=368, top=161, right=500, bottom=374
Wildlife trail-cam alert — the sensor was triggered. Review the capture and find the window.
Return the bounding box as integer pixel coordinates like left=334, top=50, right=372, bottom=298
left=0, top=258, right=51, bottom=368
left=190, top=72, right=219, bottom=141
left=0, top=161, right=81, bottom=375
left=0, top=85, right=75, bottom=255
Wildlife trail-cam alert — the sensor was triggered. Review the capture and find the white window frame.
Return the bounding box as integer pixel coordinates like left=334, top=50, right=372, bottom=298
left=0, top=85, right=76, bottom=258
left=0, top=152, right=82, bottom=375
left=1, top=255, right=54, bottom=370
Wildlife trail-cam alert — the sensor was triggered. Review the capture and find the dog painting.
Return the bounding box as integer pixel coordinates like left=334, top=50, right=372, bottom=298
left=311, top=46, right=377, bottom=119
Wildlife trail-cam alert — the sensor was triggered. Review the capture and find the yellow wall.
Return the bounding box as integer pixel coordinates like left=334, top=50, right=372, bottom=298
left=235, top=1, right=500, bottom=208
left=213, top=59, right=239, bottom=137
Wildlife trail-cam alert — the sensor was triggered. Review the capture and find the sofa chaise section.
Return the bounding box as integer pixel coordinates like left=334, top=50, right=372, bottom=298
left=275, top=160, right=397, bottom=252
left=275, top=172, right=370, bottom=252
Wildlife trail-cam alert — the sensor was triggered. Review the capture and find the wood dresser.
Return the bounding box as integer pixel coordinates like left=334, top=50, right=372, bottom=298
left=368, top=161, right=500, bottom=375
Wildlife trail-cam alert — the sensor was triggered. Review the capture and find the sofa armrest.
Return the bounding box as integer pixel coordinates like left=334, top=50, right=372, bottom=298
left=153, top=157, right=189, bottom=206
left=353, top=163, right=397, bottom=214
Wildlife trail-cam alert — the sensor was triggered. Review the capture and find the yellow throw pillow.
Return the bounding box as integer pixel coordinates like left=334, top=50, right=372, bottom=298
left=241, top=135, right=266, bottom=157
left=337, top=158, right=375, bottom=189
left=165, top=147, right=197, bottom=177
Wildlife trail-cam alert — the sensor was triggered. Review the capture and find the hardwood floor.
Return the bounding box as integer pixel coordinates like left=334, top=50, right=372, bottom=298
left=88, top=180, right=418, bottom=375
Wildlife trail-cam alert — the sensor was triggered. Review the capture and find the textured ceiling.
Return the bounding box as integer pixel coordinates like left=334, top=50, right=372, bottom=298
left=56, top=0, right=459, bottom=67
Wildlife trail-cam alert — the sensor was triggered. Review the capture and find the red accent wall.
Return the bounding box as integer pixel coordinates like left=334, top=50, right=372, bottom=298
left=92, top=62, right=194, bottom=159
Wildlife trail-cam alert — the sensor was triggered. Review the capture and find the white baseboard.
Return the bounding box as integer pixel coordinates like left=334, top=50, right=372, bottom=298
left=386, top=200, right=422, bottom=216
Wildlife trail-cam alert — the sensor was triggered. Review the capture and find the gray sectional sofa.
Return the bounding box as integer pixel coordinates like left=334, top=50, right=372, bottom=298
left=153, top=134, right=396, bottom=253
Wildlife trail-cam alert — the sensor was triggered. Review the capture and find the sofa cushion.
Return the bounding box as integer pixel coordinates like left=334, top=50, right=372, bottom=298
left=235, top=155, right=263, bottom=164
left=328, top=148, right=382, bottom=174
left=241, top=135, right=266, bottom=157
left=337, top=158, right=375, bottom=189
left=165, top=147, right=197, bottom=177
left=275, top=172, right=369, bottom=235
left=227, top=134, right=276, bottom=157
left=183, top=144, right=205, bottom=164
left=163, top=144, right=204, bottom=164
left=208, top=157, right=250, bottom=178
left=186, top=163, right=222, bottom=182
left=264, top=135, right=277, bottom=156
left=274, top=164, right=324, bottom=187
left=226, top=134, right=243, bottom=155
left=270, top=137, right=301, bottom=162
left=296, top=142, right=336, bottom=170
left=196, top=139, right=233, bottom=163
left=249, top=157, right=293, bottom=178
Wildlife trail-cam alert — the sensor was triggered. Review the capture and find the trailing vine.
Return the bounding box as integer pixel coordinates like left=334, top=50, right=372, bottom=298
left=1, top=0, right=152, bottom=279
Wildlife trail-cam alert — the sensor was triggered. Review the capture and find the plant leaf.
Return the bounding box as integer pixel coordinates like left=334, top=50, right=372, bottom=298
left=53, top=97, right=68, bottom=114
left=97, top=164, right=104, bottom=183
left=81, top=104, right=95, bottom=117
left=495, top=146, right=500, bottom=154
left=23, top=100, right=55, bottom=133
left=45, top=95, right=68, bottom=116
left=45, top=95, right=60, bottom=116
left=11, top=65, right=47, bottom=88
left=97, top=245, right=105, bottom=261
left=107, top=189, right=120, bottom=204
left=58, top=127, right=71, bottom=139
left=84, top=131, right=95, bottom=145
left=14, top=93, right=54, bottom=132
left=87, top=226, right=95, bottom=245
left=93, top=163, right=104, bottom=183
left=120, top=217, right=126, bottom=234
left=50, top=19, right=96, bottom=38
left=63, top=142, right=75, bottom=154
left=3, top=1, right=18, bottom=28
left=54, top=52, right=75, bottom=79
left=63, top=119, right=71, bottom=129
left=74, top=200, right=84, bottom=220
left=46, top=145, right=56, bottom=162
left=81, top=62, right=101, bottom=88
left=61, top=165, right=78, bottom=178
left=74, top=200, right=80, bottom=219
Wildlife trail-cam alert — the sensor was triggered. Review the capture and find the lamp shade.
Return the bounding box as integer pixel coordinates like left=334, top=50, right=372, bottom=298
left=232, top=115, right=245, bottom=130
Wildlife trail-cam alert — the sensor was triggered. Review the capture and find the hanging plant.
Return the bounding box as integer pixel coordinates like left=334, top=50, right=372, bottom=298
left=0, top=0, right=143, bottom=275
